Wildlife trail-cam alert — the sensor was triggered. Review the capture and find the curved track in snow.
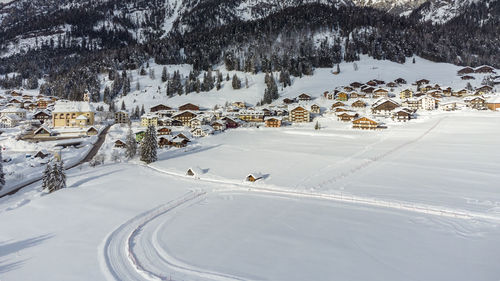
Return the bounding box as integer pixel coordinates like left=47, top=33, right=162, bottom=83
left=100, top=190, right=247, bottom=281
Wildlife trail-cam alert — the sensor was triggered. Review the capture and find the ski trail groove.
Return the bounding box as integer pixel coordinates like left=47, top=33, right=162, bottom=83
left=100, top=190, right=247, bottom=281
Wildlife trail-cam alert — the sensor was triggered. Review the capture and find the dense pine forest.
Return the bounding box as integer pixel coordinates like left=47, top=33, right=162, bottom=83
left=0, top=0, right=499, bottom=102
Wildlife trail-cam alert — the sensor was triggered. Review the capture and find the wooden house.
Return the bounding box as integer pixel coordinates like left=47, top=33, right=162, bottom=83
left=33, top=111, right=50, bottom=124
left=366, top=80, right=378, bottom=87
left=86, top=126, right=98, bottom=136
left=172, top=111, right=198, bottom=126
left=211, top=120, right=226, bottom=131
left=158, top=136, right=170, bottom=148
left=283, top=98, right=295, bottom=104
left=474, top=65, right=495, bottom=73
left=386, top=82, right=397, bottom=88
left=288, top=105, right=310, bottom=123
left=325, top=91, right=336, bottom=100
left=221, top=117, right=240, bottom=128
left=298, top=93, right=312, bottom=101
left=37, top=99, right=49, bottom=109
left=351, top=100, right=367, bottom=108
left=464, top=96, right=486, bottom=109
left=170, top=136, right=190, bottom=148
left=114, top=140, right=126, bottom=148
left=476, top=85, right=493, bottom=95
left=178, top=103, right=200, bottom=111
left=373, top=88, right=389, bottom=98
left=352, top=117, right=379, bottom=130
left=337, top=112, right=359, bottom=122
left=458, top=67, right=474, bottom=75
left=461, top=75, right=475, bottom=80
left=336, top=92, right=349, bottom=101
left=415, top=79, right=430, bottom=86
left=394, top=78, right=407, bottom=84
left=191, top=126, right=214, bottom=137
left=361, top=86, right=375, bottom=94
left=309, top=104, right=321, bottom=114
left=371, top=99, right=400, bottom=115
left=34, top=150, right=50, bottom=159
left=392, top=108, right=413, bottom=122
left=150, top=104, right=173, bottom=112
left=157, top=127, right=172, bottom=135
left=265, top=117, right=282, bottom=127
left=343, top=86, right=355, bottom=92
left=331, top=101, right=346, bottom=109
left=350, top=82, right=363, bottom=88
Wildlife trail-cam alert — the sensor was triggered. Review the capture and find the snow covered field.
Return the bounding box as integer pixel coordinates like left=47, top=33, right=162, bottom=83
left=1, top=109, right=499, bottom=281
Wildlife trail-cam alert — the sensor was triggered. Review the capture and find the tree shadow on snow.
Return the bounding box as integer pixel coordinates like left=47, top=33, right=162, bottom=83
left=0, top=234, right=54, bottom=274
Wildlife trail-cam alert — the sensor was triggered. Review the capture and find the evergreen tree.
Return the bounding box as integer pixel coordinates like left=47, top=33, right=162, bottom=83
left=121, top=101, right=126, bottom=111
left=245, top=76, right=249, bottom=88
left=136, top=81, right=140, bottom=91
left=140, top=67, right=146, bottom=76
left=232, top=74, right=241, bottom=89
left=140, top=125, right=158, bottom=164
left=0, top=149, right=5, bottom=190
left=315, top=121, right=321, bottom=130
left=123, top=78, right=131, bottom=95
left=41, top=163, right=52, bottom=191
left=45, top=160, right=66, bottom=193
left=140, top=104, right=145, bottom=116
left=125, top=125, right=137, bottom=159
left=161, top=66, right=168, bottom=82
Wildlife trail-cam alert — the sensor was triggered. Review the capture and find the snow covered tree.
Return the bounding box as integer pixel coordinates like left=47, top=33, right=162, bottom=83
left=232, top=74, right=241, bottom=89
left=0, top=149, right=5, bottom=190
left=41, top=163, right=52, bottom=191
left=125, top=125, right=137, bottom=159
left=140, top=125, right=158, bottom=164
left=121, top=101, right=126, bottom=111
left=245, top=76, right=249, bottom=88
left=161, top=66, right=168, bottom=82
left=44, top=160, right=66, bottom=193
left=140, top=104, right=145, bottom=116
left=140, top=67, right=146, bottom=76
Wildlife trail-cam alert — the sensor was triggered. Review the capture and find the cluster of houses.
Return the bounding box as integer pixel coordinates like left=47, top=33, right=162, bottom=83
left=109, top=74, right=499, bottom=150
left=0, top=90, right=101, bottom=140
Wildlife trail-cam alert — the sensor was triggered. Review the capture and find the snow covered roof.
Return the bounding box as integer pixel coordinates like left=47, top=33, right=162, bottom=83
left=76, top=115, right=88, bottom=120
left=1, top=114, right=21, bottom=121
left=1, top=107, right=26, bottom=113
left=53, top=101, right=94, bottom=113
left=487, top=96, right=500, bottom=104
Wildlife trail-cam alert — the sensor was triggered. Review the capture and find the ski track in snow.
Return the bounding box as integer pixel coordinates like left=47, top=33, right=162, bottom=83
left=101, top=162, right=500, bottom=281
left=100, top=115, right=500, bottom=281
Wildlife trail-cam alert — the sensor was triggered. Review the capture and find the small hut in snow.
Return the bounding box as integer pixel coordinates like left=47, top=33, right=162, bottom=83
left=246, top=173, right=263, bottom=182
left=186, top=167, right=205, bottom=178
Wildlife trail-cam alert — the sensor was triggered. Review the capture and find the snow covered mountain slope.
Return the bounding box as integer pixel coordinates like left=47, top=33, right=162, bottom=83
left=352, top=0, right=427, bottom=14
left=410, top=0, right=499, bottom=23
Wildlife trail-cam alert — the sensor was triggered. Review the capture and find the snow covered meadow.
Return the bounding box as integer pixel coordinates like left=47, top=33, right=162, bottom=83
left=1, top=57, right=500, bottom=281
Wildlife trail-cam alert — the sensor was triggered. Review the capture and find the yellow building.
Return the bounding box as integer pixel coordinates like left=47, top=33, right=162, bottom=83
left=141, top=113, right=158, bottom=127
left=52, top=101, right=95, bottom=127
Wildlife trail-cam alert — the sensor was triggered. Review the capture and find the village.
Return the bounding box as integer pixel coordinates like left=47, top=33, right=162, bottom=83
left=0, top=63, right=499, bottom=189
